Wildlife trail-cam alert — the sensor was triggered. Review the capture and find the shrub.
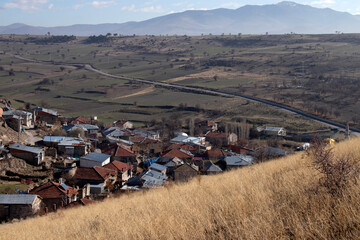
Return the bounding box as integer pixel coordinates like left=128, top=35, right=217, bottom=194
left=307, top=138, right=359, bottom=196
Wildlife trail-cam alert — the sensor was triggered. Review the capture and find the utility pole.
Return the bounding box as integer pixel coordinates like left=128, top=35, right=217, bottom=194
left=18, top=117, right=21, bottom=142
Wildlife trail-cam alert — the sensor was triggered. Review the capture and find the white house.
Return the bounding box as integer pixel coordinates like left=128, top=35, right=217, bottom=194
left=80, top=152, right=111, bottom=168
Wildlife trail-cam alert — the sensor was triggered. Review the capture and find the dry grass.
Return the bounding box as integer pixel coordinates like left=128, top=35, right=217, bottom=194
left=2, top=138, right=360, bottom=239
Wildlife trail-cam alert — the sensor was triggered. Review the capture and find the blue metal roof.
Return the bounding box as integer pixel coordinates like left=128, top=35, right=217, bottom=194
left=81, top=152, right=110, bottom=162
left=60, top=183, right=68, bottom=191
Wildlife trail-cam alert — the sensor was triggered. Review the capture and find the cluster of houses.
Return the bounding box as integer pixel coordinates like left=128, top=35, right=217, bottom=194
left=0, top=107, right=290, bottom=222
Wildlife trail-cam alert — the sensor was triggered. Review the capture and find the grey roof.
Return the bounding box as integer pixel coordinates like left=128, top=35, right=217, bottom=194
left=205, top=162, right=223, bottom=172
left=164, top=157, right=184, bottom=168
left=33, top=107, right=58, bottom=116
left=43, top=136, right=66, bottom=143
left=81, top=152, right=110, bottom=162
left=225, top=154, right=254, bottom=166
left=0, top=194, right=39, bottom=205
left=141, top=170, right=168, bottom=187
left=150, top=163, right=167, bottom=172
left=10, top=144, right=43, bottom=154
left=58, top=137, right=89, bottom=146
left=3, top=110, right=32, bottom=117
left=264, top=126, right=285, bottom=132
left=64, top=124, right=99, bottom=132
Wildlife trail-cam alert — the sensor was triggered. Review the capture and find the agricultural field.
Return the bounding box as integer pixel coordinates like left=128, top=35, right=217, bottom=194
left=1, top=33, right=360, bottom=130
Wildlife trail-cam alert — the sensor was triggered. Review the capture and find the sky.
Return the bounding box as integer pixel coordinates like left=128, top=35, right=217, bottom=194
left=1, top=0, right=360, bottom=27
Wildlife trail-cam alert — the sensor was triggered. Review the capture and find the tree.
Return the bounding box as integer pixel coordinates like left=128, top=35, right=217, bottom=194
left=68, top=128, right=86, bottom=139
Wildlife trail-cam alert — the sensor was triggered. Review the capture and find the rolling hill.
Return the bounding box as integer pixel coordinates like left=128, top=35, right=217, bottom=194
left=1, top=1, right=360, bottom=36
left=1, top=137, right=360, bottom=239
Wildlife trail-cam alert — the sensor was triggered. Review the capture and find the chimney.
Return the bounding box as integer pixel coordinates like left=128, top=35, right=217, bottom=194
left=59, top=178, right=63, bottom=184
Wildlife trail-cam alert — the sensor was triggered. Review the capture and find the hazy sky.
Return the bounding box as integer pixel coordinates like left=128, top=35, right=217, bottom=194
left=1, top=0, right=360, bottom=26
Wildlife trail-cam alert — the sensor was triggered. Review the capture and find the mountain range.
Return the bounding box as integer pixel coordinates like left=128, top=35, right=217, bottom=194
left=1, top=1, right=360, bottom=36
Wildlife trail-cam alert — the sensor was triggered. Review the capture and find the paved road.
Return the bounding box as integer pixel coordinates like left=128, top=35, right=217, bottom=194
left=11, top=54, right=360, bottom=134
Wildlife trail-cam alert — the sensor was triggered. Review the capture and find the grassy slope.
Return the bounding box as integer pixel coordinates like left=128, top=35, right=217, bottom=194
left=2, top=138, right=360, bottom=239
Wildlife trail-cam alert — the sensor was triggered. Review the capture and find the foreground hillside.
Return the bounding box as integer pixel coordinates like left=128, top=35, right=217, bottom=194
left=2, top=138, right=360, bottom=239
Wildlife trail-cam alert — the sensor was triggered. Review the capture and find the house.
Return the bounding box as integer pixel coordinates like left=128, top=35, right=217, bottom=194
left=164, top=157, right=184, bottom=174
left=69, top=116, right=91, bottom=125
left=9, top=144, right=44, bottom=165
left=0, top=194, right=42, bottom=221
left=149, top=163, right=167, bottom=174
left=104, top=160, right=133, bottom=182
left=204, top=162, right=223, bottom=175
left=114, top=144, right=136, bottom=164
left=197, top=120, right=218, bottom=133
left=33, top=107, right=58, bottom=124
left=57, top=137, right=90, bottom=157
left=141, top=170, right=168, bottom=188
left=224, top=154, right=253, bottom=170
left=29, top=182, right=78, bottom=211
left=170, top=132, right=206, bottom=146
left=114, top=120, right=133, bottom=129
left=80, top=152, right=111, bottom=168
left=73, top=166, right=117, bottom=188
left=63, top=124, right=99, bottom=138
left=205, top=149, right=227, bottom=160
left=132, top=129, right=160, bottom=140
left=205, top=132, right=238, bottom=147
left=131, top=137, right=162, bottom=155
left=173, top=163, right=199, bottom=182
left=162, top=148, right=194, bottom=162
left=3, top=110, right=33, bottom=128
left=262, top=127, right=286, bottom=137
left=102, top=127, right=131, bottom=143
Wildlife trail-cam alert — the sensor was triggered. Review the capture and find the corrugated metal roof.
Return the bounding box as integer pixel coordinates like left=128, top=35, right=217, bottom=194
left=3, top=110, right=32, bottom=117
left=150, top=163, right=167, bottom=172
left=81, top=152, right=110, bottom=162
left=225, top=154, right=253, bottom=166
left=10, top=144, right=43, bottom=154
left=43, top=136, right=66, bottom=143
left=264, top=126, right=284, bottom=132
left=33, top=107, right=57, bottom=116
left=0, top=194, right=39, bottom=205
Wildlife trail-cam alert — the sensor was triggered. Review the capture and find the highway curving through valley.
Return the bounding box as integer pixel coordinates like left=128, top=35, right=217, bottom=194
left=11, top=54, right=360, bottom=134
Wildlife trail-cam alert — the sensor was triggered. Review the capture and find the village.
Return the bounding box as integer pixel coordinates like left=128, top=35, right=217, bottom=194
left=0, top=99, right=345, bottom=222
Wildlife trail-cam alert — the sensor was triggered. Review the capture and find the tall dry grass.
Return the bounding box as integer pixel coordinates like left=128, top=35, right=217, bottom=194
left=2, top=138, right=360, bottom=239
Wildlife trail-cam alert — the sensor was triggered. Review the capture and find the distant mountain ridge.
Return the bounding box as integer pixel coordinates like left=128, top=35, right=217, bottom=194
left=1, top=1, right=360, bottom=36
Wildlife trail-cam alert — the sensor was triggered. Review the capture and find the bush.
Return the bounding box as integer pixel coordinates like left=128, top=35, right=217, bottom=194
left=307, top=138, right=359, bottom=196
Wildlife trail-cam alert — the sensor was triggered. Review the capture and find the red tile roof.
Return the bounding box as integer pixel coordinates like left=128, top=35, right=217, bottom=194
left=166, top=144, right=197, bottom=152
left=100, top=144, right=117, bottom=156
left=104, top=160, right=132, bottom=173
left=74, top=168, right=104, bottom=182
left=206, top=149, right=227, bottom=159
left=162, top=148, right=193, bottom=159
left=94, top=166, right=117, bottom=179
left=205, top=132, right=228, bottom=139
left=198, top=120, right=216, bottom=127
left=115, top=144, right=135, bottom=157
left=70, top=116, right=91, bottom=125
left=75, top=167, right=116, bottom=182
left=29, top=182, right=78, bottom=199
